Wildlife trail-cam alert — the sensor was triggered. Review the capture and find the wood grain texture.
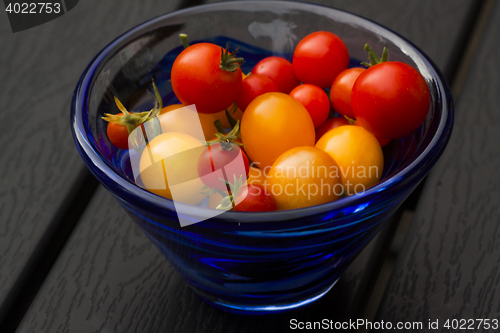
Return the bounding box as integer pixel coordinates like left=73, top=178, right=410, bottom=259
left=15, top=187, right=355, bottom=333
left=375, top=0, right=500, bottom=327
left=0, top=0, right=183, bottom=321
left=14, top=1, right=480, bottom=332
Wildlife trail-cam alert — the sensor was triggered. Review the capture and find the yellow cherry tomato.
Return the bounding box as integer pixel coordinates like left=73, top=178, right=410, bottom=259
left=267, top=146, right=342, bottom=210
left=160, top=104, right=184, bottom=113
left=160, top=104, right=218, bottom=141
left=315, top=125, right=384, bottom=195
left=241, top=92, right=315, bottom=171
left=160, top=104, right=242, bottom=140
left=139, top=132, right=206, bottom=205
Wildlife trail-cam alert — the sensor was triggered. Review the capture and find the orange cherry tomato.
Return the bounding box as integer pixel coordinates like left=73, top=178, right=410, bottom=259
left=267, top=146, right=342, bottom=210
left=241, top=92, right=315, bottom=171
left=315, top=125, right=384, bottom=195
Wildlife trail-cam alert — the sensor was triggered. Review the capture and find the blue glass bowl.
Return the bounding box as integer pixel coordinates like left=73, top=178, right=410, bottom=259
left=71, top=1, right=453, bottom=314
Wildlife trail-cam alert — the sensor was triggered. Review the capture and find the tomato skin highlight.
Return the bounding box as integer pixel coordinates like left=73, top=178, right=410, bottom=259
left=293, top=31, right=349, bottom=88
left=251, top=57, right=299, bottom=94
left=197, top=143, right=250, bottom=192
left=234, top=184, right=277, bottom=212
left=330, top=67, right=365, bottom=119
left=351, top=61, right=431, bottom=139
left=236, top=74, right=279, bottom=112
left=171, top=43, right=242, bottom=114
left=241, top=92, right=315, bottom=171
left=106, top=114, right=130, bottom=149
left=315, top=117, right=349, bottom=142
left=289, top=84, right=330, bottom=128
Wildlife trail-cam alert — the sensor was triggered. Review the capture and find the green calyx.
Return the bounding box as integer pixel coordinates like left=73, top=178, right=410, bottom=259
left=179, top=33, right=190, bottom=49
left=216, top=175, right=245, bottom=210
left=178, top=34, right=244, bottom=72
left=102, top=97, right=151, bottom=134
left=203, top=104, right=246, bottom=151
left=361, top=44, right=388, bottom=68
left=205, top=119, right=244, bottom=150
left=220, top=44, right=244, bottom=72
left=200, top=184, right=228, bottom=197
left=344, top=115, right=356, bottom=125
left=102, top=80, right=162, bottom=134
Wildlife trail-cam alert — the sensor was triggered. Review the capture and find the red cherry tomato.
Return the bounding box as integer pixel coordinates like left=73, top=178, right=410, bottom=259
left=171, top=43, right=243, bottom=114
left=315, top=117, right=349, bottom=142
left=352, top=61, right=430, bottom=139
left=330, top=67, right=365, bottom=119
left=197, top=142, right=249, bottom=192
left=293, top=31, right=349, bottom=88
left=352, top=122, right=391, bottom=148
left=236, top=74, right=279, bottom=111
left=289, top=84, right=330, bottom=128
left=251, top=56, right=299, bottom=94
left=234, top=184, right=277, bottom=212
left=106, top=113, right=129, bottom=150
left=377, top=137, right=391, bottom=147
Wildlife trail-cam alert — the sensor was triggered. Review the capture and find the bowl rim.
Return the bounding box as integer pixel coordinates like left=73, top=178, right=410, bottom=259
left=71, top=0, right=453, bottom=223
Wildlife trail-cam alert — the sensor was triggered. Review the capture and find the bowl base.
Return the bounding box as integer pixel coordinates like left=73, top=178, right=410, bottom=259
left=197, top=278, right=339, bottom=315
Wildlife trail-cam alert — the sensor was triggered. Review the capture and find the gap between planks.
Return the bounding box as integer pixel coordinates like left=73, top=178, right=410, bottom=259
left=355, top=1, right=497, bottom=331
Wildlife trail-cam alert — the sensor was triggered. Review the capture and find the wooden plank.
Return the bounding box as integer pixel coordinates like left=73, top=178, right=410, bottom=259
left=375, top=0, right=500, bottom=326
left=15, top=1, right=479, bottom=332
left=0, top=0, right=184, bottom=325
left=15, top=187, right=402, bottom=333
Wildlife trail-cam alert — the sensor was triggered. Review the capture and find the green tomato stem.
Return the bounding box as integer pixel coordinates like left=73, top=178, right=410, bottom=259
left=361, top=43, right=389, bottom=67
left=220, top=45, right=244, bottom=72
left=180, top=33, right=189, bottom=49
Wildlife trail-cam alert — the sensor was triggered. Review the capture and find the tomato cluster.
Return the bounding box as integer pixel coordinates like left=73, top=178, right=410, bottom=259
left=102, top=31, right=431, bottom=213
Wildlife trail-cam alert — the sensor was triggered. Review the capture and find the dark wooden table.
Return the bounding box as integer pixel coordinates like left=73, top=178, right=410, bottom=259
left=1, top=0, right=499, bottom=332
